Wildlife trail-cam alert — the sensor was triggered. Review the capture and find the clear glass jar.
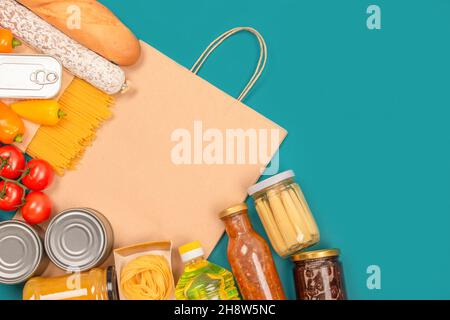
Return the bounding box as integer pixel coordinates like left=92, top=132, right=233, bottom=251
left=292, top=249, right=346, bottom=300
left=22, top=266, right=118, bottom=300
left=220, top=204, right=286, bottom=300
left=248, top=170, right=320, bottom=257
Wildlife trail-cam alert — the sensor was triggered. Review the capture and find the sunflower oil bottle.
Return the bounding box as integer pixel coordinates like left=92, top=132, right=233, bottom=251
left=175, top=241, right=240, bottom=300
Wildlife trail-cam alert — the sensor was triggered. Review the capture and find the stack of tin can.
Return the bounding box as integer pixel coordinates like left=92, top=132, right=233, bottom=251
left=0, top=208, right=114, bottom=285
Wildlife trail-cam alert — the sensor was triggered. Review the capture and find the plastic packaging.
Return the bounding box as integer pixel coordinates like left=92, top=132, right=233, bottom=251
left=175, top=241, right=240, bottom=300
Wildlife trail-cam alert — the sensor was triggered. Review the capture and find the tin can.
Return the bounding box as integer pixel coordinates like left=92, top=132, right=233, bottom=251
left=45, top=208, right=114, bottom=272
left=0, top=54, right=62, bottom=99
left=0, top=220, right=48, bottom=284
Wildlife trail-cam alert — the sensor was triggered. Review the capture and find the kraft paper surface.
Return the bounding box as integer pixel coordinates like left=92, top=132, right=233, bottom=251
left=39, top=41, right=287, bottom=279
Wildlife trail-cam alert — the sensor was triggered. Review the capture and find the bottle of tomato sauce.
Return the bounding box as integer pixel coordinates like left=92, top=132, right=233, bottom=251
left=219, top=204, right=286, bottom=300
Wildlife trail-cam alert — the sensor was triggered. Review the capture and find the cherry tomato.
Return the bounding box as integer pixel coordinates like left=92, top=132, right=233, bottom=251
left=0, top=145, right=26, bottom=180
left=22, top=159, right=54, bottom=191
left=0, top=181, right=24, bottom=211
left=21, top=191, right=52, bottom=225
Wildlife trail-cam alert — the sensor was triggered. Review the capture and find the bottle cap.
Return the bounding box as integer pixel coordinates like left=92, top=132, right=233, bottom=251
left=247, top=170, right=295, bottom=196
left=178, top=241, right=205, bottom=263
left=219, top=203, right=248, bottom=219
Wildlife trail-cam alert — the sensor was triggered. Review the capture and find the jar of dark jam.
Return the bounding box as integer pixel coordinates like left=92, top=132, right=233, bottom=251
left=292, top=249, right=346, bottom=300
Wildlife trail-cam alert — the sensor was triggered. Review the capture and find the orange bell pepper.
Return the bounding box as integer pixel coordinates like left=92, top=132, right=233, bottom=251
left=0, top=102, right=25, bottom=144
left=0, top=29, right=21, bottom=53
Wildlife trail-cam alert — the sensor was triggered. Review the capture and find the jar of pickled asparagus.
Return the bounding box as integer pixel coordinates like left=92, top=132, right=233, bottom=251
left=248, top=170, right=320, bottom=257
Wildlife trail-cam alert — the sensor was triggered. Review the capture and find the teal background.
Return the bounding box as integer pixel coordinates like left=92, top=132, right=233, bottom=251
left=2, top=0, right=450, bottom=299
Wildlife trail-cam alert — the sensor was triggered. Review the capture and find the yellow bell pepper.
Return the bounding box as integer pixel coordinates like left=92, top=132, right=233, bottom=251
left=10, top=100, right=66, bottom=126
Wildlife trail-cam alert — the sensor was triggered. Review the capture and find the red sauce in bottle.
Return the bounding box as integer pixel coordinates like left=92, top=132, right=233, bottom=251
left=220, top=204, right=286, bottom=300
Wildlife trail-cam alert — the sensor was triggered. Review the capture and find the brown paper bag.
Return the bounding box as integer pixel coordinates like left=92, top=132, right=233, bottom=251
left=42, top=28, right=287, bottom=278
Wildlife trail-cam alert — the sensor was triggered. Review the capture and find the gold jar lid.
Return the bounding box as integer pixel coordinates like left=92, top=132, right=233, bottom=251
left=219, top=203, right=248, bottom=219
left=291, top=249, right=340, bottom=262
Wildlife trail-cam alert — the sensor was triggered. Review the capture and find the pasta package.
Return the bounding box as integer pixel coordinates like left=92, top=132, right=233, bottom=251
left=114, top=241, right=175, bottom=300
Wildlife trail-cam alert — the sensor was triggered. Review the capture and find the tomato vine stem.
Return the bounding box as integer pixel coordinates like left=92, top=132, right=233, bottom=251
left=0, top=176, right=28, bottom=204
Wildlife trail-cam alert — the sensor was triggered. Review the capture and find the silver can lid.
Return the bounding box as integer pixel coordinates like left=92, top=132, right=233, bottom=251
left=45, top=208, right=107, bottom=272
left=0, top=220, right=43, bottom=284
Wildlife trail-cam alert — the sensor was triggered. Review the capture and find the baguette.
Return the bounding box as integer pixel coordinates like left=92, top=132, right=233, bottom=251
left=0, top=0, right=126, bottom=95
left=17, top=0, right=141, bottom=66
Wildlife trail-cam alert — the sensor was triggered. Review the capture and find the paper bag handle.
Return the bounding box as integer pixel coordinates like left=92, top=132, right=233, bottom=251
left=190, top=27, right=267, bottom=102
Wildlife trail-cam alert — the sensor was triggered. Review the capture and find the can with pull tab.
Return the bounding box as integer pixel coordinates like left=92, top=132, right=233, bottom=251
left=0, top=54, right=62, bottom=99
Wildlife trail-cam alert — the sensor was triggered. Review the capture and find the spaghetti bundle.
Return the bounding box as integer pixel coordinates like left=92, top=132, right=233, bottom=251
left=120, top=255, right=173, bottom=300
left=27, top=78, right=114, bottom=175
